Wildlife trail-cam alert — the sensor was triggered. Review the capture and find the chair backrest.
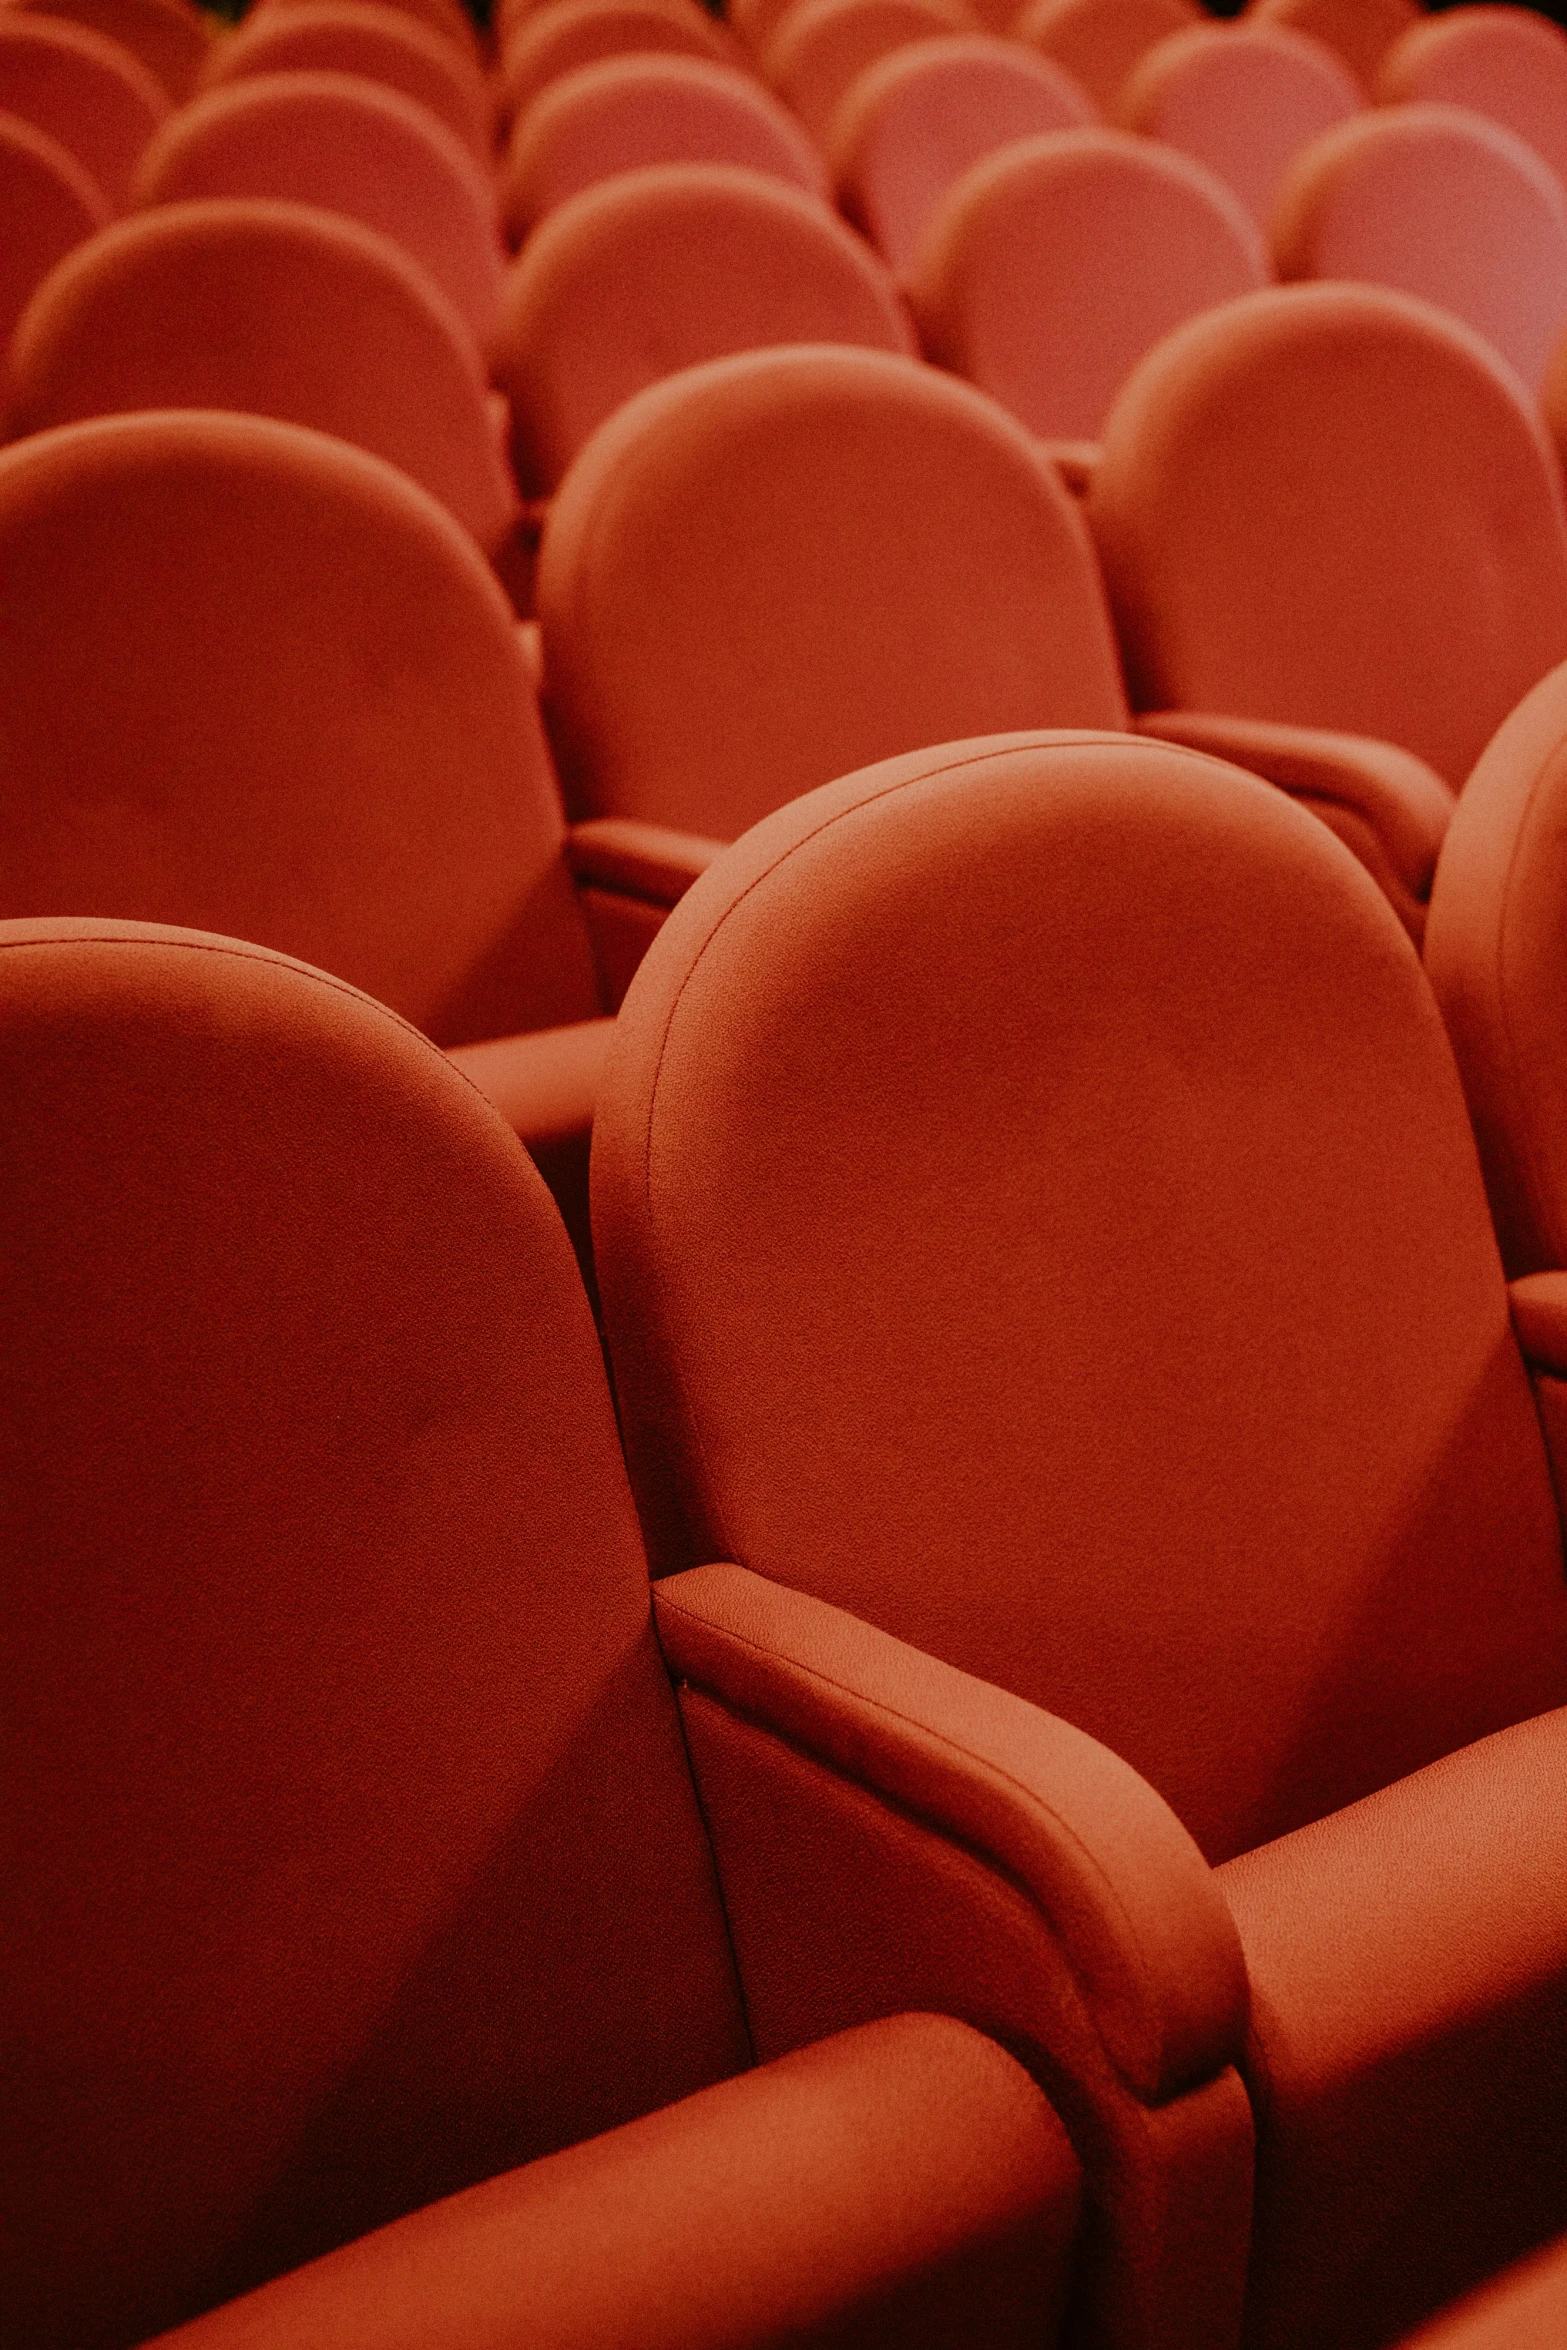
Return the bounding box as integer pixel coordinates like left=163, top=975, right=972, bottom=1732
left=2, top=914, right=746, bottom=2350
left=501, top=52, right=826, bottom=244
left=909, top=128, right=1267, bottom=443
left=763, top=0, right=969, bottom=144
left=1246, top=0, right=1418, bottom=93
left=499, top=0, right=736, bottom=129
left=255, top=0, right=485, bottom=65
left=0, top=12, right=166, bottom=207
left=0, top=106, right=108, bottom=347
left=1013, top=0, right=1199, bottom=114
left=1271, top=102, right=1567, bottom=395
left=493, top=164, right=913, bottom=492
left=1378, top=6, right=1567, bottom=194
left=199, top=1, right=494, bottom=162
left=0, top=411, right=599, bottom=1045
left=1087, top=283, right=1567, bottom=787
left=1425, top=660, right=1567, bottom=1277
left=5, top=200, right=518, bottom=554
left=8, top=0, right=207, bottom=97
left=832, top=34, right=1097, bottom=280
left=1119, top=21, right=1361, bottom=233
left=591, top=732, right=1567, bottom=1870
left=537, top=345, right=1127, bottom=837
left=132, top=71, right=504, bottom=341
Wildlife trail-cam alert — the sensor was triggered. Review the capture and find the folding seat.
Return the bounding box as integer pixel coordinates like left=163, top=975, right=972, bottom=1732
left=1012, top=0, right=1200, bottom=116
left=498, top=0, right=738, bottom=132
left=131, top=72, right=505, bottom=342
left=589, top=726, right=1567, bottom=2350
left=6, top=0, right=209, bottom=99
left=1086, top=283, right=1567, bottom=937
left=254, top=0, right=486, bottom=67
left=492, top=166, right=912, bottom=494
left=501, top=53, right=827, bottom=246
left=0, top=13, right=167, bottom=209
left=0, top=108, right=109, bottom=349
left=907, top=128, right=1267, bottom=478
left=1118, top=21, right=1361, bottom=234
left=4, top=202, right=519, bottom=562
left=830, top=33, right=1097, bottom=282
left=1246, top=0, right=1418, bottom=94
left=1378, top=6, right=1567, bottom=194
left=1397, top=2237, right=1567, bottom=2348
left=1270, top=103, right=1567, bottom=396
left=198, top=0, right=494, bottom=163
left=1, top=911, right=1088, bottom=2350
left=761, top=0, right=969, bottom=148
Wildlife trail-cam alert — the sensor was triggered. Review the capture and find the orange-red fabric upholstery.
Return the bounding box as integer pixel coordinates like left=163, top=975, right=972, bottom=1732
left=1118, top=22, right=1361, bottom=233
left=830, top=34, right=1097, bottom=281
left=198, top=1, right=494, bottom=162
left=492, top=166, right=911, bottom=494
left=0, top=106, right=109, bottom=347
left=761, top=0, right=968, bottom=146
left=1270, top=102, right=1567, bottom=394
left=502, top=53, right=826, bottom=243
left=4, top=201, right=519, bottom=554
left=0, top=11, right=166, bottom=208
left=1013, top=0, right=1198, bottom=114
left=1377, top=4, right=1567, bottom=194
left=1087, top=284, right=1567, bottom=789
left=908, top=127, right=1267, bottom=444
left=131, top=71, right=504, bottom=341
left=8, top=0, right=207, bottom=97
left=590, top=727, right=1567, bottom=2348
left=1396, top=2236, right=1567, bottom=2350
left=255, top=0, right=484, bottom=65
left=498, top=0, right=736, bottom=129
left=1246, top=0, right=1417, bottom=94
left=535, top=349, right=1127, bottom=837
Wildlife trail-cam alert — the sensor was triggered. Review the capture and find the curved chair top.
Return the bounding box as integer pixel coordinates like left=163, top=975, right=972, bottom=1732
left=499, top=0, right=736, bottom=127
left=0, top=11, right=167, bottom=207
left=0, top=106, right=109, bottom=346
left=1377, top=5, right=1567, bottom=195
left=200, top=1, right=494, bottom=161
left=1013, top=0, right=1200, bottom=114
left=762, top=0, right=970, bottom=145
left=1246, top=0, right=1419, bottom=93
left=255, top=0, right=485, bottom=64
left=7, top=0, right=208, bottom=97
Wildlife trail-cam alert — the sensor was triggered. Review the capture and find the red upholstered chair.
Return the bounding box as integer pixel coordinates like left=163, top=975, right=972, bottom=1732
left=6, top=0, right=207, bottom=97
left=1118, top=21, right=1361, bottom=234
left=131, top=72, right=505, bottom=343
left=1378, top=6, right=1567, bottom=194
left=498, top=0, right=737, bottom=131
left=1013, top=0, right=1199, bottom=115
left=1270, top=103, right=1567, bottom=396
left=492, top=166, right=912, bottom=495
left=761, top=0, right=969, bottom=148
left=830, top=33, right=1097, bottom=282
left=1, top=912, right=1087, bottom=2350
left=254, top=0, right=484, bottom=66
left=0, top=12, right=166, bottom=208
left=906, top=127, right=1267, bottom=475
left=1396, top=2237, right=1567, bottom=2350
left=1245, top=0, right=1417, bottom=94
left=1086, top=283, right=1567, bottom=939
left=590, top=727, right=1567, bottom=2350
left=198, top=1, right=494, bottom=163
left=4, top=201, right=519, bottom=560
left=501, top=53, right=827, bottom=244
left=0, top=106, right=109, bottom=348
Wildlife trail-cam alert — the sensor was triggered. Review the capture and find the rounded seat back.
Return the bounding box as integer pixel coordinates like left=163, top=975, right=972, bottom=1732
left=199, top=2, right=494, bottom=161
left=255, top=0, right=485, bottom=65
left=1377, top=6, right=1567, bottom=193
left=0, top=12, right=167, bottom=207
left=492, top=163, right=912, bottom=492
left=8, top=0, right=208, bottom=98
left=1014, top=0, right=1198, bottom=114
left=909, top=128, right=1267, bottom=443
left=762, top=0, right=967, bottom=145
left=0, top=411, right=598, bottom=1044
left=1086, top=283, right=1567, bottom=786
left=1246, top=0, right=1418, bottom=94
left=499, top=0, right=736, bottom=128
left=537, top=344, right=1127, bottom=837
left=0, top=108, right=109, bottom=347
left=1271, top=102, right=1567, bottom=394
left=131, top=71, right=504, bottom=341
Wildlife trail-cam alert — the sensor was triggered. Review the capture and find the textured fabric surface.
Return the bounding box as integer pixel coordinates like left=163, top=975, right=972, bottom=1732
left=1248, top=0, right=1417, bottom=93
left=257, top=0, right=484, bottom=65
left=1014, top=0, right=1199, bottom=113
left=199, top=2, right=494, bottom=161
left=1397, top=2236, right=1567, bottom=2350
left=498, top=0, right=736, bottom=128
left=1118, top=22, right=1361, bottom=231
left=1376, top=4, right=1567, bottom=191
left=0, top=106, right=108, bottom=348
left=10, top=0, right=208, bottom=99
left=0, top=11, right=167, bottom=206
left=761, top=0, right=968, bottom=145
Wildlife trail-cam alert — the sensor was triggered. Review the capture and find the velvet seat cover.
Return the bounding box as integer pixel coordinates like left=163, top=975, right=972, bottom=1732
left=502, top=54, right=827, bottom=243
left=1, top=918, right=749, bottom=2350
left=1247, top=0, right=1417, bottom=93
left=1400, top=2237, right=1567, bottom=2350
left=1378, top=3, right=1567, bottom=193
left=591, top=731, right=1567, bottom=1869
left=831, top=35, right=1097, bottom=281
left=198, top=1, right=494, bottom=162
left=131, top=71, right=504, bottom=341
left=499, top=0, right=736, bottom=129
left=1087, top=283, right=1567, bottom=787
left=0, top=411, right=600, bottom=1046
left=5, top=201, right=518, bottom=553
left=0, top=12, right=167, bottom=208
left=1013, top=0, right=1198, bottom=114
left=761, top=0, right=969, bottom=147
left=256, top=0, right=484, bottom=65
left=536, top=347, right=1127, bottom=838
left=9, top=0, right=208, bottom=98
left=1118, top=21, right=1361, bottom=233
left=0, top=107, right=109, bottom=347
left=492, top=165, right=912, bottom=493
left=1271, top=102, right=1567, bottom=394
left=908, top=127, right=1267, bottom=443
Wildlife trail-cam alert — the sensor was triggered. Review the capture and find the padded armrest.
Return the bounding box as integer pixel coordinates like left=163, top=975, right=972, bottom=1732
left=568, top=819, right=724, bottom=910
left=1508, top=1272, right=1567, bottom=1375
left=149, top=2015, right=1082, bottom=2350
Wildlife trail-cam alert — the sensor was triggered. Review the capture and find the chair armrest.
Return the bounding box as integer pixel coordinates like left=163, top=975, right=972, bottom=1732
left=568, top=819, right=725, bottom=910
left=445, top=1019, right=613, bottom=1288
left=655, top=1562, right=1254, bottom=2350
left=1508, top=1271, right=1567, bottom=1375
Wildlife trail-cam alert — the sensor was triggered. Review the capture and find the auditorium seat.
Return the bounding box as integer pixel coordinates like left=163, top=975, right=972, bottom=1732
left=198, top=1, right=495, bottom=163
left=501, top=53, right=827, bottom=244
left=6, top=0, right=207, bottom=98
left=498, top=0, right=737, bottom=131
left=831, top=34, right=1097, bottom=282
left=0, top=12, right=166, bottom=208
left=1377, top=4, right=1567, bottom=194
left=761, top=0, right=969, bottom=147
left=1087, top=283, right=1567, bottom=937
left=1270, top=102, right=1567, bottom=395
left=131, top=71, right=505, bottom=341
left=492, top=166, right=912, bottom=494
left=1013, top=0, right=1199, bottom=115
left=1246, top=0, right=1417, bottom=94
left=1118, top=20, right=1361, bottom=233
left=0, top=107, right=108, bottom=349
left=1396, top=2236, right=1567, bottom=2349
left=254, top=0, right=485, bottom=67
left=590, top=726, right=1567, bottom=2350
left=4, top=201, right=519, bottom=558
left=1, top=912, right=1085, bottom=2350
